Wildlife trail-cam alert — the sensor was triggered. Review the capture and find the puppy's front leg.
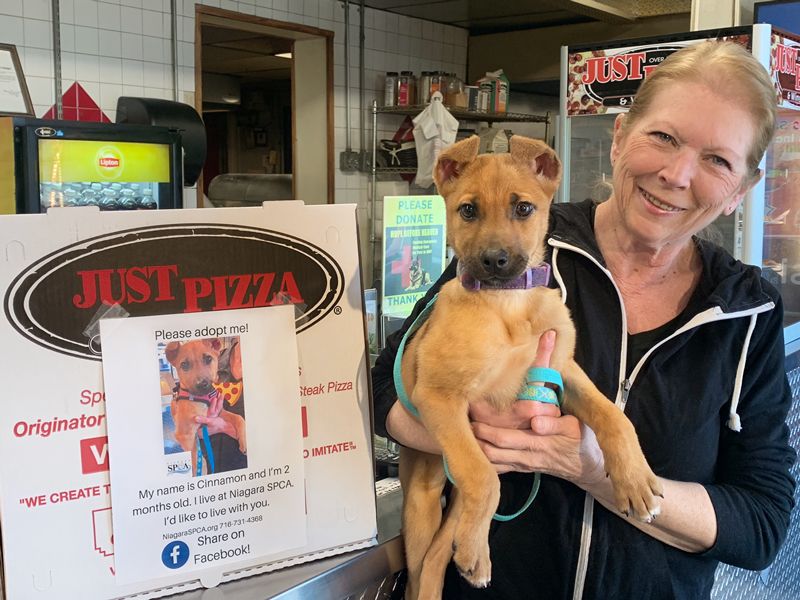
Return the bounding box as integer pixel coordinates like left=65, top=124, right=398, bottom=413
left=561, top=360, right=663, bottom=520
left=415, top=385, right=498, bottom=589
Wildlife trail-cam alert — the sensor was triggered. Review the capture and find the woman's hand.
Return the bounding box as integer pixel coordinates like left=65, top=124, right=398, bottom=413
left=469, top=331, right=607, bottom=489
left=194, top=414, right=237, bottom=439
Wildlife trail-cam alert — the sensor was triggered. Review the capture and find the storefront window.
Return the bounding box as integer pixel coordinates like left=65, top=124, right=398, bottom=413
left=763, top=108, right=800, bottom=328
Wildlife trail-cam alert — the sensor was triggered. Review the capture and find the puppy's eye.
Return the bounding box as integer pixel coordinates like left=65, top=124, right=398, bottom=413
left=458, top=203, right=477, bottom=221
left=515, top=202, right=535, bottom=219
left=203, top=354, right=213, bottom=365
left=180, top=360, right=190, bottom=372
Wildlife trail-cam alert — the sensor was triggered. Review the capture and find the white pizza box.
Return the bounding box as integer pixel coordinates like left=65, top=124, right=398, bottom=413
left=0, top=202, right=377, bottom=599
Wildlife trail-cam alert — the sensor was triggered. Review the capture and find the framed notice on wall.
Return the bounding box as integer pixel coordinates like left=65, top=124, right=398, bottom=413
left=0, top=44, right=34, bottom=116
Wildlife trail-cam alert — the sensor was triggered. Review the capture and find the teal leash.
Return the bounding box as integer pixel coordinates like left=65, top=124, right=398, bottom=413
left=393, top=297, right=563, bottom=521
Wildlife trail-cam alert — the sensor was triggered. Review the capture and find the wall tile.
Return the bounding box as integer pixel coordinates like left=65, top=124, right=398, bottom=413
left=318, top=0, right=332, bottom=20
left=22, top=47, right=54, bottom=78
left=60, top=51, right=77, bottom=80
left=142, top=9, right=163, bottom=36
left=122, top=58, right=144, bottom=86
left=75, top=25, right=100, bottom=55
left=75, top=53, right=100, bottom=82
left=373, top=9, right=386, bottom=32
left=182, top=15, right=194, bottom=43
left=74, top=0, right=99, bottom=28
left=23, top=0, right=50, bottom=20
left=142, top=35, right=166, bottom=62
left=119, top=0, right=143, bottom=7
left=179, top=41, right=194, bottom=68
left=98, top=29, right=122, bottom=57
left=303, top=0, right=318, bottom=18
left=121, top=6, right=143, bottom=34
left=98, top=2, right=121, bottom=29
left=59, top=0, right=75, bottom=24
left=0, top=0, right=24, bottom=18
left=60, top=24, right=76, bottom=53
left=238, top=2, right=256, bottom=15
left=122, top=33, right=144, bottom=60
left=142, top=0, right=163, bottom=10
left=26, top=75, right=55, bottom=108
left=143, top=60, right=165, bottom=87
left=0, top=15, right=25, bottom=46
left=99, top=81, right=123, bottom=110
left=142, top=86, right=169, bottom=100
left=122, top=83, right=145, bottom=98
left=99, top=56, right=123, bottom=83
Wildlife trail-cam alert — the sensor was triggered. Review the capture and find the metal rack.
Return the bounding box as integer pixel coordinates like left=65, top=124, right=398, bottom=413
left=367, top=99, right=550, bottom=286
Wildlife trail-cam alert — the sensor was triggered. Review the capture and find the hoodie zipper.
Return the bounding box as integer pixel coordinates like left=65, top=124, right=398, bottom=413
left=620, top=378, right=632, bottom=411
left=550, top=238, right=774, bottom=600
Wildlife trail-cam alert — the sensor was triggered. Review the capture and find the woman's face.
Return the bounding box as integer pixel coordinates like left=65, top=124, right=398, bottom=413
left=609, top=81, right=757, bottom=250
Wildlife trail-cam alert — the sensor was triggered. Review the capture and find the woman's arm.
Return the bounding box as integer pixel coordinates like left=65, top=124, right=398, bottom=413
left=386, top=401, right=440, bottom=454
left=371, top=260, right=458, bottom=440
left=471, top=406, right=717, bottom=553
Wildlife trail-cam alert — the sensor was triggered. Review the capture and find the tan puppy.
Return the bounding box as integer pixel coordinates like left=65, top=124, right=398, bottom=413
left=398, top=136, right=662, bottom=599
left=167, top=338, right=247, bottom=476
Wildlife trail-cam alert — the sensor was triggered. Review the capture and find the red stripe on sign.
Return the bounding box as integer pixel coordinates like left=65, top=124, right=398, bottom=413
left=301, top=406, right=308, bottom=437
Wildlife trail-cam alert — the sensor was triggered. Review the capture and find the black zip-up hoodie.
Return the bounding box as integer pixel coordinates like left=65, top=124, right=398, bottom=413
left=371, top=200, right=796, bottom=599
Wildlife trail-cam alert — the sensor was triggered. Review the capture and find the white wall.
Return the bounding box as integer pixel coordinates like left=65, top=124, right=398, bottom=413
left=1, top=0, right=468, bottom=280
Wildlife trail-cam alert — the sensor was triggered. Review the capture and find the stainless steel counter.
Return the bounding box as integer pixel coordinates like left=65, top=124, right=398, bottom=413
left=166, top=479, right=405, bottom=600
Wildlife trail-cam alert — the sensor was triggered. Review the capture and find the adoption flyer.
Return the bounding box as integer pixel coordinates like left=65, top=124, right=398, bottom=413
left=99, top=305, right=306, bottom=584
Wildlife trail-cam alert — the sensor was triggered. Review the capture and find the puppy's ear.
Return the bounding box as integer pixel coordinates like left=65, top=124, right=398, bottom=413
left=509, top=136, right=562, bottom=190
left=204, top=338, right=222, bottom=352
left=434, top=136, right=480, bottom=195
left=165, top=342, right=181, bottom=366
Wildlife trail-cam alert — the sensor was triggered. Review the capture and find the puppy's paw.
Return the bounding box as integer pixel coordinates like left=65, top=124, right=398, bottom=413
left=608, top=458, right=664, bottom=522
left=453, top=537, right=491, bottom=589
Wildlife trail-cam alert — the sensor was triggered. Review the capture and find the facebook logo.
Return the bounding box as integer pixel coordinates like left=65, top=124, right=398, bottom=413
left=161, top=541, right=190, bottom=569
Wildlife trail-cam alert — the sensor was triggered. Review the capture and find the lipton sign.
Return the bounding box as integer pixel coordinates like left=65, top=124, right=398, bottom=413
left=4, top=224, right=344, bottom=360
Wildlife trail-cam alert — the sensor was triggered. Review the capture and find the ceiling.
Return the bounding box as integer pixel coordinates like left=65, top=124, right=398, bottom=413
left=360, top=0, right=690, bottom=35
left=201, top=25, right=293, bottom=81
left=200, top=1, right=690, bottom=93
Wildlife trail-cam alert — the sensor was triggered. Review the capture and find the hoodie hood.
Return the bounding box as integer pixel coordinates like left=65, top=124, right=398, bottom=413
left=547, top=199, right=776, bottom=315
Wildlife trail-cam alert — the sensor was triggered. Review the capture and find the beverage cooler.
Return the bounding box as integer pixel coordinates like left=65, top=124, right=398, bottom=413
left=557, top=23, right=800, bottom=347
left=0, top=116, right=183, bottom=214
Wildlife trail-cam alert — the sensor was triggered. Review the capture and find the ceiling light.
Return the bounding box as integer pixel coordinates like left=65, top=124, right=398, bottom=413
left=275, top=52, right=292, bottom=59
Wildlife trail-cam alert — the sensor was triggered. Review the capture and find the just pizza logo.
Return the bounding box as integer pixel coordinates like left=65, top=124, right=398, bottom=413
left=4, top=224, right=345, bottom=360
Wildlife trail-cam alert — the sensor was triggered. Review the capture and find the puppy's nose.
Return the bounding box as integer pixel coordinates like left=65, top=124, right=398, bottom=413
left=481, top=249, right=510, bottom=275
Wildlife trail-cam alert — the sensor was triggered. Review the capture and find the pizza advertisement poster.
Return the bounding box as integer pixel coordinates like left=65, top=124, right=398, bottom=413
left=565, top=33, right=752, bottom=117
left=0, top=202, right=376, bottom=599
left=771, top=29, right=800, bottom=109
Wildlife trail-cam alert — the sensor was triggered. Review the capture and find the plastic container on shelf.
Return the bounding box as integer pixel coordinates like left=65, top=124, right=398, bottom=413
left=418, top=71, right=431, bottom=104
left=397, top=71, right=416, bottom=106
left=445, top=75, right=466, bottom=108
left=383, top=72, right=398, bottom=106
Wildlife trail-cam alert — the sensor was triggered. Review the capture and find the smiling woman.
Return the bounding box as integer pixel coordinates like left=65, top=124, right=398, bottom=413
left=371, top=40, right=796, bottom=600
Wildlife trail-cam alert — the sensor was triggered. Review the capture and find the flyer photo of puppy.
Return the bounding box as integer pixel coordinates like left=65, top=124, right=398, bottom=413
left=158, top=336, right=247, bottom=477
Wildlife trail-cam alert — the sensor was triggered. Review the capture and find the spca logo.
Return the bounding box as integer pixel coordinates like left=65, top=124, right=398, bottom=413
left=166, top=455, right=192, bottom=476
left=4, top=224, right=344, bottom=360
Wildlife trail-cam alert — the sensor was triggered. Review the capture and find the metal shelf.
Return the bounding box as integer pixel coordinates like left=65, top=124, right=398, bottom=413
left=375, top=166, right=416, bottom=174
left=374, top=104, right=549, bottom=124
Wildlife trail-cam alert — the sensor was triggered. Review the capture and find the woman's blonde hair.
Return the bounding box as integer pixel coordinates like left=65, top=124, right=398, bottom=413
left=623, top=41, right=777, bottom=183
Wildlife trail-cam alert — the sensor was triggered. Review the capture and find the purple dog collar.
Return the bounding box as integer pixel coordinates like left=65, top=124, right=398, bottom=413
left=458, top=262, right=551, bottom=291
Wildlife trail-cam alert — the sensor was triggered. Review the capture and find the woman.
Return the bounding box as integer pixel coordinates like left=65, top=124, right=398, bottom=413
left=371, top=41, right=796, bottom=599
